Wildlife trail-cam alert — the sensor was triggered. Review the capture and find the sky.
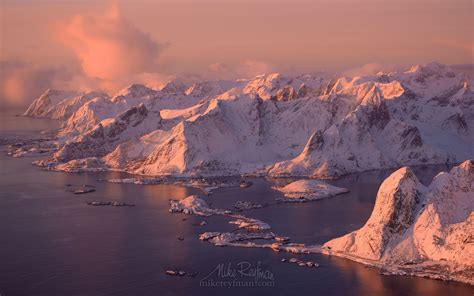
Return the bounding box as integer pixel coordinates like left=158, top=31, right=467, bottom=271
left=0, top=0, right=473, bottom=108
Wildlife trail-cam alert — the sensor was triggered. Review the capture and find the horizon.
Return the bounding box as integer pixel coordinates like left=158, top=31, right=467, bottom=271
left=2, top=61, right=473, bottom=113
left=1, top=0, right=473, bottom=109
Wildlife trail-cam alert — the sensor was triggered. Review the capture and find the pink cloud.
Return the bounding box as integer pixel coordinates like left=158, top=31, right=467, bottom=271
left=342, top=63, right=401, bottom=77
left=207, top=59, right=275, bottom=79
left=0, top=61, right=72, bottom=108
left=55, top=3, right=164, bottom=81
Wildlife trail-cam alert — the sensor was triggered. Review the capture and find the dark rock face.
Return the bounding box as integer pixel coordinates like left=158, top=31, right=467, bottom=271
left=297, top=84, right=309, bottom=98
left=361, top=87, right=391, bottom=130
left=377, top=74, right=391, bottom=83
left=429, top=83, right=465, bottom=106
left=107, top=122, right=128, bottom=138
left=55, top=138, right=106, bottom=161
left=385, top=185, right=421, bottom=235
left=119, top=104, right=148, bottom=126
left=366, top=101, right=391, bottom=129
left=323, top=78, right=338, bottom=95
left=89, top=124, right=105, bottom=140
left=400, top=126, right=423, bottom=149
left=302, top=131, right=324, bottom=156
left=441, top=114, right=468, bottom=133
left=368, top=168, right=422, bottom=259
left=255, top=96, right=265, bottom=146
left=273, top=86, right=297, bottom=101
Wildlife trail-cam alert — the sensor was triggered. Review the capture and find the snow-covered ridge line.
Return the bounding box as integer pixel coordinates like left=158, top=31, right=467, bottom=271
left=17, top=62, right=474, bottom=179
left=23, top=89, right=109, bottom=120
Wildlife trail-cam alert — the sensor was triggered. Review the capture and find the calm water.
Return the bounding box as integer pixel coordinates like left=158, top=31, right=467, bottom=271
left=0, top=114, right=472, bottom=296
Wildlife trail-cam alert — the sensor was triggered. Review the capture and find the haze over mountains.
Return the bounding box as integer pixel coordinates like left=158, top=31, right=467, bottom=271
left=22, top=62, right=474, bottom=179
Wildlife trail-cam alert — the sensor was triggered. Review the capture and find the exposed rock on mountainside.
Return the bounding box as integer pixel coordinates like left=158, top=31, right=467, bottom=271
left=323, top=160, right=474, bottom=284
left=20, top=62, right=474, bottom=178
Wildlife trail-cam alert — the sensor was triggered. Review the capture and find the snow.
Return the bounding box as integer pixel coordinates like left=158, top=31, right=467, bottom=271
left=169, top=194, right=270, bottom=230
left=273, top=179, right=349, bottom=201
left=194, top=160, right=473, bottom=284
left=229, top=215, right=271, bottom=231
left=199, top=230, right=323, bottom=254
left=15, top=63, right=474, bottom=285
left=19, top=62, right=474, bottom=179
left=199, top=232, right=277, bottom=247
left=24, top=89, right=110, bottom=120
left=169, top=195, right=227, bottom=216
left=323, top=160, right=474, bottom=285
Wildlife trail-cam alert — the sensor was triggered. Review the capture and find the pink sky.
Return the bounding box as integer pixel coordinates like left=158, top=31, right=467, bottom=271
left=1, top=0, right=473, bottom=108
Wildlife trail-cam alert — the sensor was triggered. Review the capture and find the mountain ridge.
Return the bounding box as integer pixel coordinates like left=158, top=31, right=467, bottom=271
left=19, top=62, right=474, bottom=178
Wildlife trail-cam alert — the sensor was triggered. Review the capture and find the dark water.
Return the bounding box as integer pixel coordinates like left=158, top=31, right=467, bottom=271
left=0, top=114, right=472, bottom=296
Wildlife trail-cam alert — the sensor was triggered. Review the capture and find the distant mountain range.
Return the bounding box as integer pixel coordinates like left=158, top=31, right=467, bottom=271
left=23, top=62, right=474, bottom=178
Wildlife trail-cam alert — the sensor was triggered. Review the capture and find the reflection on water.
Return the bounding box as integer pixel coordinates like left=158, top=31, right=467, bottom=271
left=0, top=115, right=473, bottom=295
left=330, top=256, right=470, bottom=296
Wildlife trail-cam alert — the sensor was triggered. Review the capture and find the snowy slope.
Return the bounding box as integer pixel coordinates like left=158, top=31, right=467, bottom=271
left=273, top=179, right=349, bottom=201
left=23, top=89, right=108, bottom=120
left=323, top=160, right=474, bottom=284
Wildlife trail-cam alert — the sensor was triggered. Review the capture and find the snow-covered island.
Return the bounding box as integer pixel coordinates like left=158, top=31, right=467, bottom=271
left=12, top=62, right=473, bottom=179
left=273, top=179, right=349, bottom=201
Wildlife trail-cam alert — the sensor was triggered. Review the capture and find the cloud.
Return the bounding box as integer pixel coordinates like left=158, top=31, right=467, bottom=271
left=55, top=3, right=165, bottom=81
left=207, top=59, right=275, bottom=79
left=342, top=63, right=401, bottom=77
left=237, top=59, right=275, bottom=77
left=0, top=61, right=73, bottom=109
left=0, top=59, right=174, bottom=109
left=208, top=62, right=231, bottom=75
left=0, top=1, right=171, bottom=107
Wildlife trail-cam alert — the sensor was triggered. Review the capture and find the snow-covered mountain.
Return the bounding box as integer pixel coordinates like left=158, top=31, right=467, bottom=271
left=323, top=160, right=474, bottom=284
left=23, top=62, right=474, bottom=178
left=23, top=89, right=109, bottom=120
